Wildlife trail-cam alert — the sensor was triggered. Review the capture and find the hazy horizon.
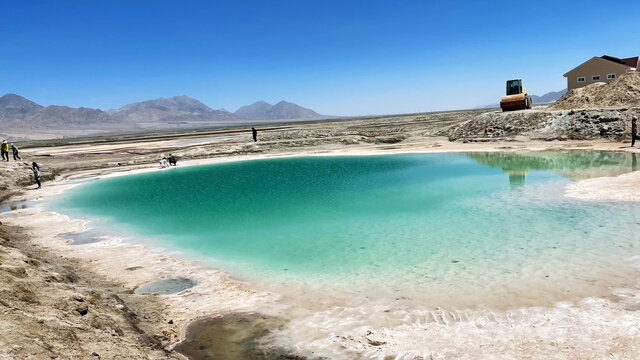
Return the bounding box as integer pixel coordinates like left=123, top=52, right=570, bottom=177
left=2, top=1, right=639, bottom=116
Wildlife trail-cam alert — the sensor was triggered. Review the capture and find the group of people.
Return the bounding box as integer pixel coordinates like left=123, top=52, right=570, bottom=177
left=160, top=154, right=178, bottom=168
left=2, top=139, right=40, bottom=189
left=1, top=140, right=21, bottom=161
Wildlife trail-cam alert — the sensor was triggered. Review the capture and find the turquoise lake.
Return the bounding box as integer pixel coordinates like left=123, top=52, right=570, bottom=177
left=50, top=152, right=640, bottom=307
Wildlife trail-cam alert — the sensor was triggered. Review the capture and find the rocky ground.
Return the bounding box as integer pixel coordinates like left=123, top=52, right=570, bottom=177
left=0, top=101, right=639, bottom=359
left=447, top=107, right=639, bottom=141
left=0, top=222, right=177, bottom=359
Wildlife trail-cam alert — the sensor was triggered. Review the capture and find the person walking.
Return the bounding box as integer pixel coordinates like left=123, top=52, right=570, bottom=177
left=252, top=127, right=258, bottom=142
left=632, top=116, right=638, bottom=147
left=1, top=140, right=9, bottom=161
left=32, top=162, right=41, bottom=189
left=10, top=143, right=21, bottom=161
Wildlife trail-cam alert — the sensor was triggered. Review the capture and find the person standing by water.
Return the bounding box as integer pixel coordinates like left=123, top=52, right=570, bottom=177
left=252, top=127, right=258, bottom=142
left=10, top=143, right=21, bottom=161
left=632, top=116, right=638, bottom=147
left=32, top=162, right=41, bottom=189
left=1, top=140, right=9, bottom=161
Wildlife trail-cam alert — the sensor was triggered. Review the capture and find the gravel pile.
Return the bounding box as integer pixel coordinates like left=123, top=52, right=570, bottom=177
left=551, top=71, right=640, bottom=110
left=447, top=110, right=553, bottom=141
left=532, top=109, right=630, bottom=140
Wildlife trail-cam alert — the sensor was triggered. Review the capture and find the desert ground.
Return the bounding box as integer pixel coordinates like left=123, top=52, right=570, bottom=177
left=1, top=102, right=639, bottom=359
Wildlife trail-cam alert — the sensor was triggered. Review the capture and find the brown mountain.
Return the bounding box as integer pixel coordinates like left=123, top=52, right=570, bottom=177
left=234, top=100, right=323, bottom=120
left=0, top=94, right=44, bottom=119
left=0, top=94, right=116, bottom=128
left=19, top=106, right=116, bottom=128
left=110, top=95, right=238, bottom=123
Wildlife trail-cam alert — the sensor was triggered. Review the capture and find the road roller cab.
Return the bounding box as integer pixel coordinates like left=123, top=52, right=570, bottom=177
left=500, top=79, right=532, bottom=111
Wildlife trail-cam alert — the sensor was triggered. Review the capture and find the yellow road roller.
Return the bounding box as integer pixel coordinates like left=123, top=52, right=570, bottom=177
left=500, top=79, right=532, bottom=111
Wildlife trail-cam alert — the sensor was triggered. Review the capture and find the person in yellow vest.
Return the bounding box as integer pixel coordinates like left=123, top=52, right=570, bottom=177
left=1, top=140, right=9, bottom=162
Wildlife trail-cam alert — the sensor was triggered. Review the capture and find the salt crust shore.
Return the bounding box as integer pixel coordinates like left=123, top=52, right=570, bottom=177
left=566, top=170, right=640, bottom=202
left=4, top=143, right=640, bottom=359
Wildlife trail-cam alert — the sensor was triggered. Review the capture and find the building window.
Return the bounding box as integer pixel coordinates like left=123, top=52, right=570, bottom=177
left=592, top=75, right=600, bottom=81
left=607, top=73, right=616, bottom=80
left=577, top=77, right=586, bottom=83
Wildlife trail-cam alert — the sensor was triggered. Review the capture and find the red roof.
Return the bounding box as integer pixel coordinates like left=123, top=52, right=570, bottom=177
left=601, top=55, right=638, bottom=68
left=622, top=57, right=639, bottom=68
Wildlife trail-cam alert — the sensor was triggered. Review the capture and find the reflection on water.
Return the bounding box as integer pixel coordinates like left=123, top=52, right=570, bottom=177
left=466, top=151, right=637, bottom=187
left=507, top=172, right=527, bottom=188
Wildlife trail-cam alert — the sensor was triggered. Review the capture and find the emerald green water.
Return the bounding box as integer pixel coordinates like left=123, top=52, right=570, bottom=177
left=50, top=152, right=640, bottom=306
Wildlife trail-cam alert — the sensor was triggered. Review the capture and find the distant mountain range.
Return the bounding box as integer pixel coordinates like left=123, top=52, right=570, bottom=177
left=476, top=89, right=568, bottom=109
left=0, top=94, right=327, bottom=130
left=530, top=89, right=567, bottom=104
left=108, top=95, right=238, bottom=123
left=235, top=100, right=322, bottom=120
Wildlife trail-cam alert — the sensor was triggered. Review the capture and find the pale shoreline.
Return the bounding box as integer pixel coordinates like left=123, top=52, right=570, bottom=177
left=566, top=170, right=640, bottom=202
left=3, top=139, right=640, bottom=359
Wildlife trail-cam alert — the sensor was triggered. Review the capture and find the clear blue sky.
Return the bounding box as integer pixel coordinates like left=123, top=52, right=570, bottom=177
left=1, top=1, right=638, bottom=116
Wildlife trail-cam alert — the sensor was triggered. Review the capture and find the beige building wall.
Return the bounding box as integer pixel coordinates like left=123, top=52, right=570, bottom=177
left=564, top=57, right=633, bottom=90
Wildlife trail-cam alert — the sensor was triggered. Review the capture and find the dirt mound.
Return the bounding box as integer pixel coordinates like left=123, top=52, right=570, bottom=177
left=446, top=108, right=639, bottom=142
left=532, top=109, right=631, bottom=140
left=447, top=110, right=553, bottom=141
left=551, top=71, right=640, bottom=110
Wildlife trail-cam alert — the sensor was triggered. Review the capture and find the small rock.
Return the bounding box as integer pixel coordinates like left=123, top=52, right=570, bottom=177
left=365, top=337, right=386, bottom=346
left=92, top=352, right=99, bottom=357
left=168, top=319, right=173, bottom=324
left=75, top=304, right=88, bottom=316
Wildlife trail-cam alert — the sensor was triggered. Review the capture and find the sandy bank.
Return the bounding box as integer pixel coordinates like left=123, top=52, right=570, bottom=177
left=566, top=169, right=640, bottom=202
